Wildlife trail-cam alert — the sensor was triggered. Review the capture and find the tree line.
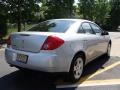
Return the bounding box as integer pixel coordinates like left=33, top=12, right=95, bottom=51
left=0, top=0, right=120, bottom=39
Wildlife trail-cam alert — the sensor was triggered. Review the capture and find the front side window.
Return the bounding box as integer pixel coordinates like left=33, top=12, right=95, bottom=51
left=81, top=23, right=94, bottom=34
left=90, top=23, right=102, bottom=34
left=28, top=20, right=75, bottom=33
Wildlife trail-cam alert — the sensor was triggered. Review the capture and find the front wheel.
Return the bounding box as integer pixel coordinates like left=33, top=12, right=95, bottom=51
left=67, top=55, right=84, bottom=82
left=106, top=43, right=111, bottom=57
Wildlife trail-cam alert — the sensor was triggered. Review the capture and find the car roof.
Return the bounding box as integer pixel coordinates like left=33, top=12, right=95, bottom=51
left=50, top=19, right=92, bottom=23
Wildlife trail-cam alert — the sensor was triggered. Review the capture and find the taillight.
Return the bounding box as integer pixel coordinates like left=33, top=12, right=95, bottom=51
left=6, top=36, right=11, bottom=46
left=41, top=36, right=64, bottom=50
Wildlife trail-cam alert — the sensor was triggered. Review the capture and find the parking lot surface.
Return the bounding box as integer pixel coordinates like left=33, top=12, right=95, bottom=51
left=56, top=56, right=120, bottom=89
left=0, top=32, right=120, bottom=90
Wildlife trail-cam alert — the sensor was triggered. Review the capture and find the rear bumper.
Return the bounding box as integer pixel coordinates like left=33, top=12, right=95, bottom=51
left=5, top=48, right=66, bottom=72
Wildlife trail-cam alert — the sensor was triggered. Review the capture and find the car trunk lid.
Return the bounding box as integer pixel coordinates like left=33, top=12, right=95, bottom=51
left=10, top=32, right=56, bottom=53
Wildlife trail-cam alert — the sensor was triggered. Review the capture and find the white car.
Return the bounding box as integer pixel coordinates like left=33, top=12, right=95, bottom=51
left=5, top=19, right=111, bottom=82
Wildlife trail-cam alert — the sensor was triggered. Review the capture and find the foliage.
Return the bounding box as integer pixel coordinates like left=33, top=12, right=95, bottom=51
left=0, top=0, right=120, bottom=34
left=78, top=0, right=110, bottom=25
left=42, top=0, right=74, bottom=19
left=94, top=0, right=110, bottom=25
left=0, top=2, right=7, bottom=39
left=78, top=0, right=95, bottom=20
left=2, top=0, right=40, bottom=32
left=109, top=0, right=120, bottom=30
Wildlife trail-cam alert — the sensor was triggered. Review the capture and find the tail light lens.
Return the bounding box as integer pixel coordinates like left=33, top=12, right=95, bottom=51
left=41, top=36, right=64, bottom=50
left=6, top=36, right=11, bottom=46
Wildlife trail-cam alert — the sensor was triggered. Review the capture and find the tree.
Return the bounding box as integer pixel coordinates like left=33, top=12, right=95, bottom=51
left=78, top=0, right=110, bottom=25
left=78, top=0, right=95, bottom=20
left=4, top=0, right=40, bottom=32
left=42, top=0, right=74, bottom=19
left=109, top=0, right=120, bottom=30
left=0, top=1, right=7, bottom=40
left=94, top=0, right=110, bottom=25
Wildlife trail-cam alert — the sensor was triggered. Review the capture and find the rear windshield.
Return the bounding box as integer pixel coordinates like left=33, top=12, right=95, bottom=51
left=28, top=20, right=75, bottom=33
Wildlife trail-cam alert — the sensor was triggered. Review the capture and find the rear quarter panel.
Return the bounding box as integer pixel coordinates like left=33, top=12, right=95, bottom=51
left=56, top=34, right=87, bottom=72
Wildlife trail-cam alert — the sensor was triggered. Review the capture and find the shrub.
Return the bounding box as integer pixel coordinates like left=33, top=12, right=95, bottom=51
left=0, top=14, right=7, bottom=40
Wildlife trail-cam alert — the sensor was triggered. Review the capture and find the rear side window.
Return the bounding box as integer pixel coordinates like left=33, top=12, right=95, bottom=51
left=28, top=20, right=75, bottom=33
left=78, top=26, right=85, bottom=33
left=81, top=23, right=94, bottom=34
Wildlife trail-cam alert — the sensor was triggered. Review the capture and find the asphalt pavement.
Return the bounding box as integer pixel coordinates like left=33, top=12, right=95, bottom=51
left=0, top=32, right=120, bottom=90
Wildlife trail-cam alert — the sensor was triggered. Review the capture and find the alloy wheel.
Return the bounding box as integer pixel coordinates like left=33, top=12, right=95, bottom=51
left=73, top=57, right=83, bottom=79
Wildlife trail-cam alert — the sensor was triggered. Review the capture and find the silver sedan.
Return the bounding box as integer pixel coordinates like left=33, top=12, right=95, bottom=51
left=5, top=19, right=111, bottom=82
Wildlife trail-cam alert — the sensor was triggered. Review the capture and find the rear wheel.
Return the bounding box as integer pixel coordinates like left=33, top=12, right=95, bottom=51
left=67, top=54, right=84, bottom=82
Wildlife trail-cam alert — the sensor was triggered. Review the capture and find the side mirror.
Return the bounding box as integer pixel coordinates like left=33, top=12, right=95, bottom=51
left=101, top=31, right=109, bottom=35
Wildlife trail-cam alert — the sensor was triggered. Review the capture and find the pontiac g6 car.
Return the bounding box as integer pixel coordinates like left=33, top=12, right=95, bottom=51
left=5, top=19, right=111, bottom=82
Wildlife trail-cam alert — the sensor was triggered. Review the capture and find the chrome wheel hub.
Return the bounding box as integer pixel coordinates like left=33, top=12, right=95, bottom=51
left=73, top=58, right=83, bottom=79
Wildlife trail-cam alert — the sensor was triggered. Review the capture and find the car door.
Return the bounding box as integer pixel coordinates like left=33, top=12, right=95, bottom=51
left=90, top=23, right=108, bottom=55
left=79, top=22, right=99, bottom=62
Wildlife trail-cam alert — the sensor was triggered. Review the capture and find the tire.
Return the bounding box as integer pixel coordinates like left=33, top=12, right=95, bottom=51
left=105, top=43, right=111, bottom=57
left=67, top=54, right=84, bottom=82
